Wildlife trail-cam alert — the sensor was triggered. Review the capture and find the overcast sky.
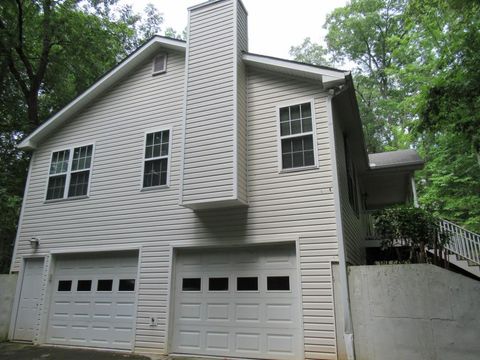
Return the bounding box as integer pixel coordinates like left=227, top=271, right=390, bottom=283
left=120, top=0, right=348, bottom=59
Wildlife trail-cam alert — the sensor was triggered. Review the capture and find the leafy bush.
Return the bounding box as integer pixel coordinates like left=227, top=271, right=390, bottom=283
left=374, top=206, right=449, bottom=264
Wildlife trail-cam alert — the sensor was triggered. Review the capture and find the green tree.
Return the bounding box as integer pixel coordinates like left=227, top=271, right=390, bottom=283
left=289, top=37, right=331, bottom=66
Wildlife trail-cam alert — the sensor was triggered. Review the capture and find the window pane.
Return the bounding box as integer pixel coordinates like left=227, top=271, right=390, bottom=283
left=280, top=107, right=289, bottom=121
left=145, top=131, right=169, bottom=159
left=302, top=117, right=312, bottom=132
left=267, top=276, right=290, bottom=291
left=182, top=278, right=201, bottom=291
left=71, top=145, right=92, bottom=171
left=282, top=154, right=292, bottom=169
left=237, top=277, right=258, bottom=291
left=301, top=103, right=311, bottom=118
left=282, top=139, right=292, bottom=153
left=209, top=277, right=229, bottom=291
left=143, top=159, right=168, bottom=187
left=50, top=150, right=70, bottom=174
left=304, top=150, right=315, bottom=166
left=290, top=105, right=300, bottom=119
left=280, top=122, right=290, bottom=136
left=47, top=175, right=66, bottom=200
left=304, top=136, right=313, bottom=150
left=291, top=119, right=301, bottom=134
left=292, top=152, right=304, bottom=167
left=58, top=280, right=72, bottom=291
left=146, top=133, right=153, bottom=146
left=119, top=279, right=135, bottom=291
left=68, top=170, right=89, bottom=197
left=292, top=137, right=303, bottom=152
left=97, top=279, right=113, bottom=291
left=77, top=280, right=92, bottom=291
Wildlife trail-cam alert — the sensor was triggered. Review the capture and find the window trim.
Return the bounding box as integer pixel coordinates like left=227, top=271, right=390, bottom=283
left=152, top=53, right=167, bottom=75
left=141, top=127, right=172, bottom=190
left=44, top=142, right=95, bottom=202
left=276, top=98, right=319, bottom=173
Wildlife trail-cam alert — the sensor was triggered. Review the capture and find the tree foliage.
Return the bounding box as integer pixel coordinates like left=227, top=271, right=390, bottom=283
left=289, top=37, right=331, bottom=67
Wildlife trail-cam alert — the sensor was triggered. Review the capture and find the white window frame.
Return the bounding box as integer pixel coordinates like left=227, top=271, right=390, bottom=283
left=152, top=53, right=168, bottom=75
left=45, top=142, right=95, bottom=201
left=276, top=98, right=319, bottom=173
left=141, top=127, right=172, bottom=190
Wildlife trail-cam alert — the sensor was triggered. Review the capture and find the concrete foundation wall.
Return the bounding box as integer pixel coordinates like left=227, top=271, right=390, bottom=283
left=0, top=274, right=18, bottom=341
left=334, top=264, right=480, bottom=360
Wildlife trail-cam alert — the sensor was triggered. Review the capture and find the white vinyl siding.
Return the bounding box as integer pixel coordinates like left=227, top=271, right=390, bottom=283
left=332, top=111, right=366, bottom=266
left=182, top=0, right=247, bottom=207
left=14, top=52, right=340, bottom=359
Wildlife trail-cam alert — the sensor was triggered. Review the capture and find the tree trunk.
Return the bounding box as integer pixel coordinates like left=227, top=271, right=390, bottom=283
left=26, top=92, right=39, bottom=131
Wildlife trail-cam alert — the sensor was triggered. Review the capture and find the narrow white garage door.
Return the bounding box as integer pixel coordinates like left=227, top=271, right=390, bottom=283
left=46, top=251, right=138, bottom=350
left=14, top=258, right=44, bottom=341
left=172, top=244, right=302, bottom=360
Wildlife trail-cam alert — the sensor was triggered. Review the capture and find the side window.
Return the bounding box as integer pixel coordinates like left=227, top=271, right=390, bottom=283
left=46, top=145, right=93, bottom=200
left=143, top=130, right=170, bottom=188
left=279, top=102, right=316, bottom=170
left=344, top=135, right=359, bottom=216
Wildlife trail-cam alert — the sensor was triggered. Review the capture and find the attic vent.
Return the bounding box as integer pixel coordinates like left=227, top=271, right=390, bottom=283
left=153, top=53, right=167, bottom=75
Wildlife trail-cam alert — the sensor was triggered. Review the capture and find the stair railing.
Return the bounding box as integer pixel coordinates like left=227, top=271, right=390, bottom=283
left=439, top=219, right=480, bottom=265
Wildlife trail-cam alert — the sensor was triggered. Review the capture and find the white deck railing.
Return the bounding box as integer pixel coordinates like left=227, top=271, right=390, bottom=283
left=440, top=219, right=480, bottom=265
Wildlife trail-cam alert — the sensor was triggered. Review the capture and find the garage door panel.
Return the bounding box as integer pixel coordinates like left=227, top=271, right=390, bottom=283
left=173, top=244, right=302, bottom=360
left=46, top=252, right=138, bottom=350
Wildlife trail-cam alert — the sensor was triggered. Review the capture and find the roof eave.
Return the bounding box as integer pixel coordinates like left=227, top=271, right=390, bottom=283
left=242, top=52, right=348, bottom=87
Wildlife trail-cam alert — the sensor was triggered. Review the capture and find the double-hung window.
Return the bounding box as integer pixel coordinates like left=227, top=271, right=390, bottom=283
left=344, top=136, right=359, bottom=216
left=143, top=129, right=171, bottom=188
left=279, top=101, right=316, bottom=170
left=46, top=144, right=93, bottom=200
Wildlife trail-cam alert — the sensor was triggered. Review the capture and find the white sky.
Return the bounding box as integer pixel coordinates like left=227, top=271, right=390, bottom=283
left=121, top=0, right=348, bottom=59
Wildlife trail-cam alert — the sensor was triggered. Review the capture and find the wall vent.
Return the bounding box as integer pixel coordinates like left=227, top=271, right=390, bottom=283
left=152, top=53, right=167, bottom=75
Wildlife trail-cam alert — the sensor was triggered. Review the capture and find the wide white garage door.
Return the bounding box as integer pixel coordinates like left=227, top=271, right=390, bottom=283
left=46, top=251, right=138, bottom=350
left=172, top=244, right=302, bottom=360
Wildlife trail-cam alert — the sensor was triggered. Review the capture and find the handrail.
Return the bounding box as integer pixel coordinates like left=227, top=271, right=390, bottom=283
left=440, top=219, right=480, bottom=265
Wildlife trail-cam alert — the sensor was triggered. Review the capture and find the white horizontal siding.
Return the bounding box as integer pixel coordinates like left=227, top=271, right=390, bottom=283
left=182, top=0, right=236, bottom=203
left=14, top=31, right=340, bottom=360
left=247, top=68, right=338, bottom=360
left=332, top=116, right=366, bottom=265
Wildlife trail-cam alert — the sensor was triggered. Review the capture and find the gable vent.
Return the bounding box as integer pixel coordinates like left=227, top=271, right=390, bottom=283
left=152, top=53, right=167, bottom=75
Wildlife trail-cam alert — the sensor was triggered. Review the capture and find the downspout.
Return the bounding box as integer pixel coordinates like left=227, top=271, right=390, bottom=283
left=326, top=90, right=356, bottom=360
left=411, top=175, right=419, bottom=208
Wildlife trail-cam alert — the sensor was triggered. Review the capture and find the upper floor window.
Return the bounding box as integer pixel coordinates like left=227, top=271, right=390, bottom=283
left=46, top=144, right=93, bottom=200
left=143, top=129, right=171, bottom=188
left=344, top=135, right=359, bottom=216
left=278, top=101, right=316, bottom=170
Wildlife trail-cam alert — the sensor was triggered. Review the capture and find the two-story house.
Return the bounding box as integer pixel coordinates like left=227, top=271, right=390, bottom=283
left=8, top=1, right=424, bottom=359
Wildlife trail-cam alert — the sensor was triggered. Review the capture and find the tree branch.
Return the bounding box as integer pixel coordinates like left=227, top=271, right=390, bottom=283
left=14, top=0, right=35, bottom=80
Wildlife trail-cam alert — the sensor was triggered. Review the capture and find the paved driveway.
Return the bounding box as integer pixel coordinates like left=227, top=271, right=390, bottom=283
left=0, top=342, right=151, bottom=360
left=0, top=342, right=215, bottom=360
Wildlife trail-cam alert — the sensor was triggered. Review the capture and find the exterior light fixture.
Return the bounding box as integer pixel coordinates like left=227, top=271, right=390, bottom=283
left=29, top=237, right=40, bottom=249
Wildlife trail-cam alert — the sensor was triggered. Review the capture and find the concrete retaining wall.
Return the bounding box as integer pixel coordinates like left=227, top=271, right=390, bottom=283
left=0, top=274, right=17, bottom=341
left=334, top=264, right=480, bottom=360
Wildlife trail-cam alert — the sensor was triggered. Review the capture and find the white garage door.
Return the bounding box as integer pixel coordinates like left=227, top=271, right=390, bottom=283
left=46, top=251, right=138, bottom=350
left=172, top=244, right=302, bottom=360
